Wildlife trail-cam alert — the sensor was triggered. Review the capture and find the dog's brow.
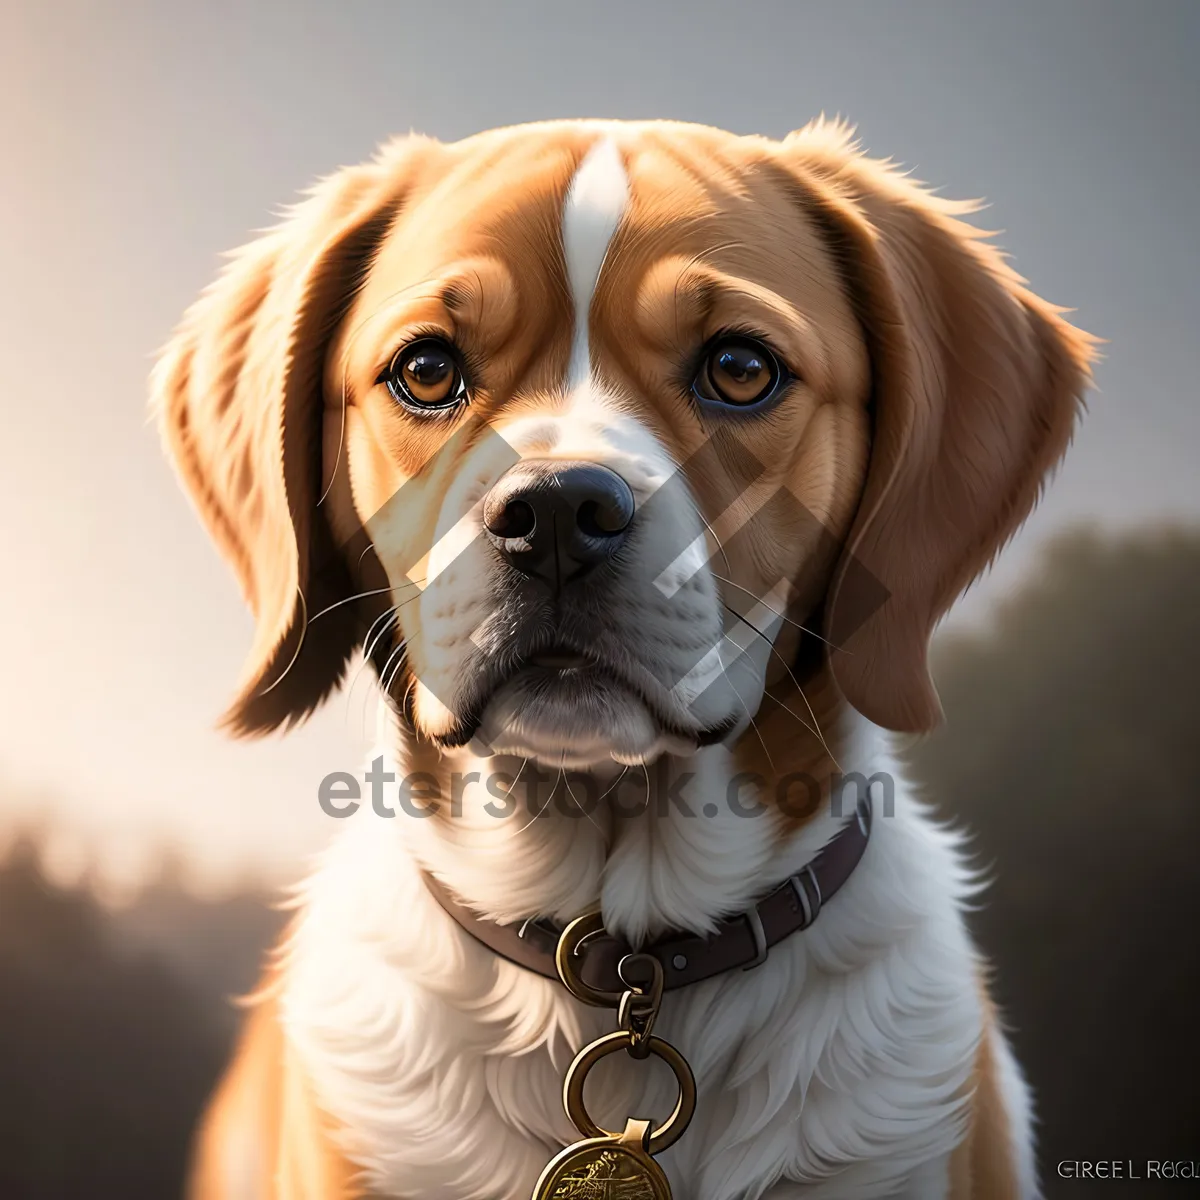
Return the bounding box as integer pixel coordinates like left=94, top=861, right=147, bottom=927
left=344, top=272, right=486, bottom=374
left=441, top=282, right=465, bottom=311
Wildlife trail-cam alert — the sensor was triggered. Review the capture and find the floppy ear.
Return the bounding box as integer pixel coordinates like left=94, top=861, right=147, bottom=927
left=153, top=136, right=437, bottom=735
left=785, top=121, right=1099, bottom=733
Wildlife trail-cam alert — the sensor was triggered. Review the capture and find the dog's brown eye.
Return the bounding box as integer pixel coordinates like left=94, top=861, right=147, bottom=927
left=695, top=336, right=782, bottom=408
left=384, top=339, right=468, bottom=411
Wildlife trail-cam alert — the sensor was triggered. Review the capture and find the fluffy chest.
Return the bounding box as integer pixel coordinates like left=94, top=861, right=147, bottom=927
left=281, top=730, right=981, bottom=1199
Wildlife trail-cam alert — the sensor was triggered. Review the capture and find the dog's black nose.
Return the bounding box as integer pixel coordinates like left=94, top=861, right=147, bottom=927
left=483, top=460, right=635, bottom=589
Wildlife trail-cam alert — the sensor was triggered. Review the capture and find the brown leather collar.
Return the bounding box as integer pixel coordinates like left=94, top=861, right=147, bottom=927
left=423, top=793, right=872, bottom=992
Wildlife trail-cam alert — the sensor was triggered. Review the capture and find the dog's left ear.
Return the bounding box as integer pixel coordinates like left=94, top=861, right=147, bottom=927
left=784, top=122, right=1099, bottom=733
left=153, top=137, right=438, bottom=735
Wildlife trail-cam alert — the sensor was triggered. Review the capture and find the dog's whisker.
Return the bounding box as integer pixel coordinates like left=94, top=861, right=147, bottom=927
left=511, top=762, right=559, bottom=836
left=461, top=759, right=538, bottom=848
left=721, top=601, right=841, bottom=770
left=363, top=607, right=402, bottom=661
left=343, top=608, right=402, bottom=719
left=325, top=582, right=424, bottom=722
left=396, top=675, right=419, bottom=726
left=724, top=671, right=776, bottom=775
left=507, top=756, right=530, bottom=818
left=341, top=576, right=430, bottom=718
left=560, top=754, right=605, bottom=835
left=720, top=602, right=818, bottom=742
left=598, top=764, right=631, bottom=804
left=711, top=573, right=840, bottom=650
left=381, top=654, right=409, bottom=701
left=307, top=580, right=422, bottom=627
left=378, top=638, right=410, bottom=699
left=689, top=501, right=733, bottom=578
left=352, top=585, right=428, bottom=706
left=373, top=602, right=428, bottom=724
left=790, top=677, right=841, bottom=775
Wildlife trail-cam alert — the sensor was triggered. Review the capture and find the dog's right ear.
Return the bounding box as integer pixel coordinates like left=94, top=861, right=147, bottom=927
left=782, top=119, right=1097, bottom=734
left=153, top=136, right=438, bottom=736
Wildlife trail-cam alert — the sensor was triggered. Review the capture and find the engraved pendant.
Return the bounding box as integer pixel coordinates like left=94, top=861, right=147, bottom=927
left=533, top=1119, right=671, bottom=1200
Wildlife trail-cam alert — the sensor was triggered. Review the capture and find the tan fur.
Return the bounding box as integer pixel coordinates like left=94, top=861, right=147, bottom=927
left=948, top=988, right=1022, bottom=1200
left=189, top=990, right=358, bottom=1200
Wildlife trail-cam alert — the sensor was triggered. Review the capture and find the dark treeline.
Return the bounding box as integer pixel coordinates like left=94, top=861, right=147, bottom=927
left=906, top=527, right=1200, bottom=1192
left=0, top=851, right=282, bottom=1199
left=1, top=526, right=1197, bottom=1197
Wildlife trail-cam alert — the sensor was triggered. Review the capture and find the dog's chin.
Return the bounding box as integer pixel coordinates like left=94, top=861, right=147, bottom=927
left=470, top=669, right=699, bottom=769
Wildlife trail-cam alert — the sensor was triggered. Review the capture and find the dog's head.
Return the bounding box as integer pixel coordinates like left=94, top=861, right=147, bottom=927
left=154, top=119, right=1094, bottom=765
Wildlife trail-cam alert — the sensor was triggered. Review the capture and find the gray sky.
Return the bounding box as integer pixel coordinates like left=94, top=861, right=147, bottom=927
left=2, top=0, right=1197, bottom=895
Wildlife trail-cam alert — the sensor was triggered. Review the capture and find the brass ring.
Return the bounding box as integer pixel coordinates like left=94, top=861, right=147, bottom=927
left=563, top=1030, right=697, bottom=1153
left=555, top=911, right=624, bottom=1007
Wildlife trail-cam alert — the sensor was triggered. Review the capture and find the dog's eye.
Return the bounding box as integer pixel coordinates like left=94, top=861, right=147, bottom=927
left=383, top=339, right=468, bottom=411
left=694, top=336, right=782, bottom=408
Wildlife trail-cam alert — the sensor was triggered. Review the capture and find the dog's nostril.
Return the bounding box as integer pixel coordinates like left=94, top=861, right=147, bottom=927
left=486, top=498, right=536, bottom=539
left=577, top=493, right=633, bottom=538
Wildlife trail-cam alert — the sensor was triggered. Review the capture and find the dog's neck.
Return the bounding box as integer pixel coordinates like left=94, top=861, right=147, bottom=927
left=386, top=664, right=857, bottom=946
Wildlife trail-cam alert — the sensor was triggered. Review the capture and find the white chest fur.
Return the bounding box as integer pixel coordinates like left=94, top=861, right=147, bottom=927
left=282, top=716, right=986, bottom=1199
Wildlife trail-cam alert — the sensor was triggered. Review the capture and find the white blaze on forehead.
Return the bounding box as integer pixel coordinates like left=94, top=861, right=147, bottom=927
left=562, top=136, right=630, bottom=389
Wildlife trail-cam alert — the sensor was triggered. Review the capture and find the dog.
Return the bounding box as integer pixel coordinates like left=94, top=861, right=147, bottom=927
left=155, top=118, right=1094, bottom=1199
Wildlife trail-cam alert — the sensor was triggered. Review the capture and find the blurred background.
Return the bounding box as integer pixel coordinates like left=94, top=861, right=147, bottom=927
left=1, top=1, right=1197, bottom=1196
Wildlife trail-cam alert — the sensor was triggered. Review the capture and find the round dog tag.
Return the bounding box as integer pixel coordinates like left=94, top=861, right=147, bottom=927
left=532, top=1121, right=670, bottom=1200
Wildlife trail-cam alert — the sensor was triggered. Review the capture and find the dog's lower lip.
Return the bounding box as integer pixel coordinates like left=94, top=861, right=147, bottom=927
left=439, top=650, right=739, bottom=752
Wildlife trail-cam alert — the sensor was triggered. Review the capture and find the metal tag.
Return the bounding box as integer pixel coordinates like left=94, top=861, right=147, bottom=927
left=532, top=1120, right=671, bottom=1200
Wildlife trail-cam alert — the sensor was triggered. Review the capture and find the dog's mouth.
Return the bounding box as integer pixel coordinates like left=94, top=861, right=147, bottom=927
left=433, top=638, right=737, bottom=761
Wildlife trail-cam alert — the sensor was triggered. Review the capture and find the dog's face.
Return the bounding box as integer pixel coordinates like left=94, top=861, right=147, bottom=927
left=328, top=128, right=869, bottom=766
left=155, top=120, right=1094, bottom=759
